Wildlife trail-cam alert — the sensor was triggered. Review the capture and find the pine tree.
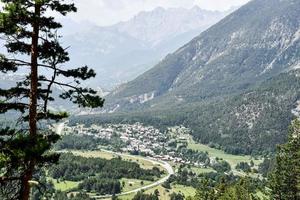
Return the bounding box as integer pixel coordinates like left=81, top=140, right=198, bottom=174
left=0, top=0, right=104, bottom=199
left=194, top=178, right=217, bottom=200
left=269, top=119, right=300, bottom=200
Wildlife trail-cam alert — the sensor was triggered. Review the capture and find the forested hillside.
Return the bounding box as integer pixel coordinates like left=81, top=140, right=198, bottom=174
left=76, top=0, right=300, bottom=155
left=106, top=0, right=300, bottom=108
left=73, top=70, right=300, bottom=155
left=2, top=0, right=300, bottom=199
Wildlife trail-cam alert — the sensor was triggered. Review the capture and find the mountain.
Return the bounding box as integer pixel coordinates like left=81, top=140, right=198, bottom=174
left=74, top=71, right=300, bottom=154
left=107, top=0, right=300, bottom=107
left=63, top=6, right=229, bottom=89
left=115, top=6, right=226, bottom=46
left=82, top=0, right=300, bottom=154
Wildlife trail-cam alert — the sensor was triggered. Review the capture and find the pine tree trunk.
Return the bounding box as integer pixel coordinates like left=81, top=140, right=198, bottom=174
left=20, top=3, right=41, bottom=200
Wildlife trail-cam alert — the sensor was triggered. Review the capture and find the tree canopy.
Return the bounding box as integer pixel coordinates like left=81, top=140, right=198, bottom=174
left=269, top=119, right=300, bottom=200
left=0, top=1, right=104, bottom=199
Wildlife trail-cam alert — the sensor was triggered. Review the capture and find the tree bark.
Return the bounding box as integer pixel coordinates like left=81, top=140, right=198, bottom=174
left=20, top=3, right=41, bottom=200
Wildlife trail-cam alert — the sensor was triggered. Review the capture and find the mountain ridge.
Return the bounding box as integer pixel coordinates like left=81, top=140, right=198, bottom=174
left=106, top=0, right=300, bottom=110
left=78, top=0, right=300, bottom=154
left=63, top=6, right=230, bottom=89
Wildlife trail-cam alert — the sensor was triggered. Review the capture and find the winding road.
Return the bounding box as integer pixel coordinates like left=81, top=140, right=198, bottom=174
left=55, top=122, right=174, bottom=199
left=93, top=150, right=174, bottom=199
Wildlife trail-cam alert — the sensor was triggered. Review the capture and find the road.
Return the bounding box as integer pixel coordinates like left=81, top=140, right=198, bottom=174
left=92, top=150, right=174, bottom=199
left=55, top=123, right=174, bottom=199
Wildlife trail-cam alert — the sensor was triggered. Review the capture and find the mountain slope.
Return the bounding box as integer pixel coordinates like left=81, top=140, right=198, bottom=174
left=74, top=70, right=300, bottom=154
left=63, top=7, right=228, bottom=88
left=107, top=0, right=300, bottom=109
left=84, top=0, right=300, bottom=154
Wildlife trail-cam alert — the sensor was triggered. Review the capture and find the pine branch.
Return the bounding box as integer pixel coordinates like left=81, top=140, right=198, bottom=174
left=40, top=78, right=104, bottom=108
left=37, top=63, right=95, bottom=81
left=0, top=55, right=18, bottom=73
left=0, top=102, right=29, bottom=114
left=23, top=111, right=69, bottom=122
left=7, top=58, right=31, bottom=66
left=0, top=87, right=30, bottom=100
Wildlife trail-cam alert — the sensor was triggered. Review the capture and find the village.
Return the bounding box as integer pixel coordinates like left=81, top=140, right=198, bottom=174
left=57, top=122, right=208, bottom=167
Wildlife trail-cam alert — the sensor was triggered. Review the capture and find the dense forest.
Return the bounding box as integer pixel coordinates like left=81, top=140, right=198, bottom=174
left=54, top=134, right=126, bottom=151
left=71, top=71, right=300, bottom=155
left=0, top=0, right=300, bottom=199
left=48, top=153, right=163, bottom=195
left=182, top=120, right=299, bottom=200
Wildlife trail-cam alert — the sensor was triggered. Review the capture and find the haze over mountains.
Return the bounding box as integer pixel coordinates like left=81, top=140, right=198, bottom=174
left=106, top=0, right=300, bottom=108
left=62, top=6, right=230, bottom=89
left=80, top=0, right=300, bottom=154
left=0, top=5, right=231, bottom=110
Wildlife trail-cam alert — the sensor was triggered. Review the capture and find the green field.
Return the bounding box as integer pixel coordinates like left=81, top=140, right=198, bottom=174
left=171, top=184, right=196, bottom=197
left=57, top=141, right=263, bottom=199
left=190, top=167, right=215, bottom=175
left=121, top=178, right=153, bottom=192
left=70, top=150, right=165, bottom=171
left=65, top=150, right=167, bottom=198
left=48, top=177, right=80, bottom=192
left=70, top=150, right=117, bottom=160
left=187, top=139, right=262, bottom=167
left=256, top=191, right=270, bottom=199
left=118, top=184, right=196, bottom=200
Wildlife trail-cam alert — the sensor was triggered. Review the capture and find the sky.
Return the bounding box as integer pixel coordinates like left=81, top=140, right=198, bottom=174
left=66, top=0, right=251, bottom=26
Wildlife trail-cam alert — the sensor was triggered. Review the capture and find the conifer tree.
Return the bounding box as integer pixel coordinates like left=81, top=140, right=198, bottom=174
left=194, top=178, right=216, bottom=200
left=0, top=0, right=104, bottom=199
left=269, top=119, right=300, bottom=200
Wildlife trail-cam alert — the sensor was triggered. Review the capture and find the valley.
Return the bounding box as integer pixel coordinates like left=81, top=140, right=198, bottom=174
left=54, top=122, right=262, bottom=170
left=62, top=6, right=230, bottom=89
left=96, top=0, right=300, bottom=155
left=1, top=0, right=300, bottom=199
left=48, top=122, right=264, bottom=199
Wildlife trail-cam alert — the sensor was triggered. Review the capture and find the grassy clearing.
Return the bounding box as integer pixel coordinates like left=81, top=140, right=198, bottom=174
left=56, top=150, right=167, bottom=199
left=118, top=184, right=196, bottom=200
left=61, top=141, right=263, bottom=199
left=187, top=139, right=262, bottom=168
left=256, top=191, right=269, bottom=199
left=190, top=167, right=215, bottom=175
left=123, top=156, right=163, bottom=171
left=144, top=185, right=173, bottom=200
left=169, top=161, right=215, bottom=176
left=70, top=150, right=116, bottom=160
left=95, top=178, right=154, bottom=200
left=171, top=184, right=196, bottom=197
left=121, top=178, right=152, bottom=192
left=69, top=150, right=164, bottom=171
left=117, top=193, right=135, bottom=200
left=48, top=177, right=80, bottom=192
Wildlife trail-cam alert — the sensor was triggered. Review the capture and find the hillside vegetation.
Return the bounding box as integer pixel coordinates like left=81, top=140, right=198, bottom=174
left=77, top=0, right=300, bottom=155
left=73, top=70, right=300, bottom=154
